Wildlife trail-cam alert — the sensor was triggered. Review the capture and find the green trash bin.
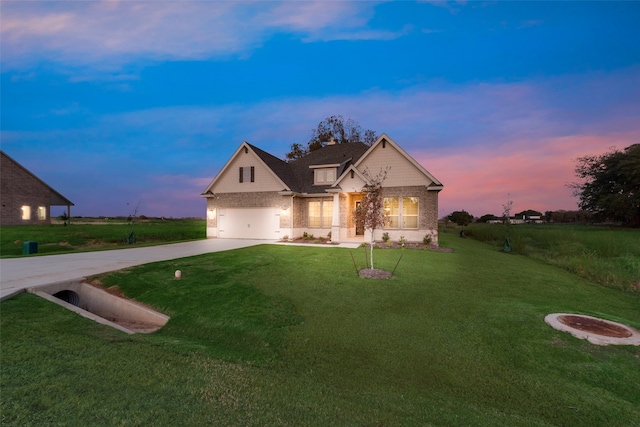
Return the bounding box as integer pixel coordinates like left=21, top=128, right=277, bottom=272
left=23, top=241, right=38, bottom=255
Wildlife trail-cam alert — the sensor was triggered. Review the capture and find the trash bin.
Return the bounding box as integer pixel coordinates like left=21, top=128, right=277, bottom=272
left=23, top=241, right=38, bottom=255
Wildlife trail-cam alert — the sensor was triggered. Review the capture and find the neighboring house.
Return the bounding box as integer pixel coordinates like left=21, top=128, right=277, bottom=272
left=0, top=151, right=74, bottom=226
left=201, top=134, right=443, bottom=244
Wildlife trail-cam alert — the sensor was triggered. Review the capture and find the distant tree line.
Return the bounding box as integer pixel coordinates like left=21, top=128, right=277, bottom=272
left=446, top=209, right=598, bottom=225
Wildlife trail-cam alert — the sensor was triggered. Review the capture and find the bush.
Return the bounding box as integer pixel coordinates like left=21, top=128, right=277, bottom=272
left=382, top=232, right=390, bottom=243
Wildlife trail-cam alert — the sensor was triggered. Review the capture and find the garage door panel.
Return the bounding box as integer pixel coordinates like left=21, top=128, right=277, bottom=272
left=218, top=208, right=280, bottom=239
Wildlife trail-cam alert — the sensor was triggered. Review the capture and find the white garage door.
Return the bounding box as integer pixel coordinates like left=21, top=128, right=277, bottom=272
left=218, top=208, right=281, bottom=239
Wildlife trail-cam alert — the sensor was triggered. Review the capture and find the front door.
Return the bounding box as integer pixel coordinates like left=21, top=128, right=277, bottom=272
left=355, top=201, right=364, bottom=236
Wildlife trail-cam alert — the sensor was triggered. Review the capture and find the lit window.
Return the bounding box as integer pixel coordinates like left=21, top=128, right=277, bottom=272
left=309, top=200, right=333, bottom=228
left=383, top=197, right=419, bottom=229
left=309, top=201, right=321, bottom=227
left=384, top=198, right=399, bottom=228
left=21, top=206, right=31, bottom=220
left=402, top=197, right=419, bottom=229
left=322, top=200, right=333, bottom=227
left=38, top=206, right=47, bottom=220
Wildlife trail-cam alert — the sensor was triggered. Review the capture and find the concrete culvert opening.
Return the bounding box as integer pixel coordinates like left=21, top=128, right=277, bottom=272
left=29, top=280, right=169, bottom=335
left=53, top=290, right=80, bottom=307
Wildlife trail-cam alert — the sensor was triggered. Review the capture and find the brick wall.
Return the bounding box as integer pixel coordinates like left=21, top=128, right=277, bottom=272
left=1, top=154, right=53, bottom=225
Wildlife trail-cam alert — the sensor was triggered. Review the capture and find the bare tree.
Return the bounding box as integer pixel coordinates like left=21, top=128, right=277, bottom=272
left=354, top=167, right=389, bottom=270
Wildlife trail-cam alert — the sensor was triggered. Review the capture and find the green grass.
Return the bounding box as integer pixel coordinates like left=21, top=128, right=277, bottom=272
left=464, top=224, right=640, bottom=292
left=2, top=237, right=640, bottom=426
left=0, top=218, right=205, bottom=257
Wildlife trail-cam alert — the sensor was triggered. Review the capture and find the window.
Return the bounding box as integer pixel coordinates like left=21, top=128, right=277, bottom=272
left=239, top=166, right=255, bottom=183
left=21, top=206, right=30, bottom=220
left=308, top=200, right=333, bottom=228
left=383, top=197, right=419, bottom=229
left=402, top=197, right=419, bottom=228
left=314, top=168, right=337, bottom=185
left=38, top=206, right=47, bottom=220
left=384, top=198, right=399, bottom=228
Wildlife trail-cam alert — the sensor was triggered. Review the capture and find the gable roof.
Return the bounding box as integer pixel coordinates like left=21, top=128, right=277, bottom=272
left=287, top=142, right=369, bottom=194
left=202, top=136, right=442, bottom=196
left=351, top=134, right=443, bottom=190
left=0, top=150, right=74, bottom=206
left=201, top=142, right=292, bottom=194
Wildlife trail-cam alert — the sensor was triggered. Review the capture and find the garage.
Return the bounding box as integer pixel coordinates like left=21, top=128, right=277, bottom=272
left=217, top=208, right=281, bottom=239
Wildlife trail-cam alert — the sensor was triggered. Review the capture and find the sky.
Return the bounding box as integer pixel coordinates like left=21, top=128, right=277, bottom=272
left=2, top=1, right=639, bottom=219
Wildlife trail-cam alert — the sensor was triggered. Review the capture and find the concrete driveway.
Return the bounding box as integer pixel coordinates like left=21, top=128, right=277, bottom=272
left=0, top=239, right=268, bottom=301
left=0, top=239, right=362, bottom=301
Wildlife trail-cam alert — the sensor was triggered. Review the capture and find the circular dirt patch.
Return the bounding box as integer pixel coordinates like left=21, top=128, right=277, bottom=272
left=558, top=315, right=632, bottom=338
left=545, top=313, right=640, bottom=346
left=359, top=268, right=392, bottom=279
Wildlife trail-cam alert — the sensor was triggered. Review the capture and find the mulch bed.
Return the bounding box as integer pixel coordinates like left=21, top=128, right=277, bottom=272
left=285, top=239, right=453, bottom=252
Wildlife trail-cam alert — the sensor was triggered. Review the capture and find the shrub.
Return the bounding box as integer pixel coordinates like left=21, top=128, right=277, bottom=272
left=382, top=232, right=390, bottom=243
left=423, top=234, right=432, bottom=245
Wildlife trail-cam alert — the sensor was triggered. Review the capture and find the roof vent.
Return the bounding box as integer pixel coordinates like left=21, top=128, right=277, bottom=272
left=327, top=137, right=336, bottom=146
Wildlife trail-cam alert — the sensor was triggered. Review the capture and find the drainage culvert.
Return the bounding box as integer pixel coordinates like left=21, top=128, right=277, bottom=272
left=28, top=279, right=169, bottom=335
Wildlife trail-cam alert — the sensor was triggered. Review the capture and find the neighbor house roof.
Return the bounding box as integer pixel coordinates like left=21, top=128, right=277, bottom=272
left=0, top=150, right=74, bottom=206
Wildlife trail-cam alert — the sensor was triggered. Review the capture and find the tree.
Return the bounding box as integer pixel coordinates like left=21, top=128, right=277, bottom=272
left=354, top=167, right=389, bottom=270
left=571, top=144, right=640, bottom=226
left=286, top=115, right=378, bottom=160
left=447, top=210, right=473, bottom=226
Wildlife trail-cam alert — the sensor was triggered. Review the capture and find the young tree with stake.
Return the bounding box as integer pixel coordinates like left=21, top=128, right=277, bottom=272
left=354, top=167, right=389, bottom=270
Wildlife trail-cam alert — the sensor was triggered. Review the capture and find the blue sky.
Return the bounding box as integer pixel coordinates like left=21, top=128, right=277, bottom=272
left=2, top=1, right=639, bottom=218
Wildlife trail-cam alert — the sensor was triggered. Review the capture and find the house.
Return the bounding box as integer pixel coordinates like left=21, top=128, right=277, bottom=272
left=1, top=151, right=74, bottom=226
left=201, top=134, right=443, bottom=244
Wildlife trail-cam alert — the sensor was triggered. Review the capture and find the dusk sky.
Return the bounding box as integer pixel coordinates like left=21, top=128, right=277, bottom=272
left=2, top=1, right=639, bottom=219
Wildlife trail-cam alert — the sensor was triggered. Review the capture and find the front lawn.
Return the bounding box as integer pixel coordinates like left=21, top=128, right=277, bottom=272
left=2, top=236, right=639, bottom=426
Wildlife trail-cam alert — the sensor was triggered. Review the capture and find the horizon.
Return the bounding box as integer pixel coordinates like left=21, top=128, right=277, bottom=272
left=2, top=1, right=639, bottom=220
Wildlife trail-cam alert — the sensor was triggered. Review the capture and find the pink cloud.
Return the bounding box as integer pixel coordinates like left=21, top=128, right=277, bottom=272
left=418, top=131, right=640, bottom=218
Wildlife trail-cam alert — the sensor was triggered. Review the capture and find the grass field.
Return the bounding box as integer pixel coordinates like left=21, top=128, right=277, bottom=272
left=0, top=218, right=205, bottom=257
left=2, top=235, right=639, bottom=426
left=464, top=224, right=640, bottom=293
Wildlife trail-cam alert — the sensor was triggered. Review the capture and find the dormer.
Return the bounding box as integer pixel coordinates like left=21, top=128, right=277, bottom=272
left=310, top=163, right=339, bottom=185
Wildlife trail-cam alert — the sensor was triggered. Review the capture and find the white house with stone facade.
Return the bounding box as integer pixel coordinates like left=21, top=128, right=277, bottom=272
left=201, top=134, right=443, bottom=244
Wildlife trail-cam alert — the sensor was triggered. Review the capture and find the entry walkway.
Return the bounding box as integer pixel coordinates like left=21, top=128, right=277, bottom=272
left=0, top=239, right=361, bottom=301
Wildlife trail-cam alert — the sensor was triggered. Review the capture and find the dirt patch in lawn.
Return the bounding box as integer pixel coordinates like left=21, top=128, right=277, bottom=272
left=558, top=315, right=632, bottom=338
left=359, top=268, right=393, bottom=279
left=545, top=313, right=640, bottom=346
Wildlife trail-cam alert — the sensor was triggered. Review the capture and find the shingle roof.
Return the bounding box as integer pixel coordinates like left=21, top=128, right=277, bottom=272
left=287, top=142, right=369, bottom=193
left=245, top=143, right=299, bottom=191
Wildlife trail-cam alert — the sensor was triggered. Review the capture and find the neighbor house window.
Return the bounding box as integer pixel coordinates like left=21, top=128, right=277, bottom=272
left=308, top=200, right=333, bottom=228
left=384, top=197, right=419, bottom=229
left=239, top=166, right=255, bottom=183
left=313, top=167, right=337, bottom=185
left=21, top=205, right=31, bottom=220
left=38, top=206, right=47, bottom=220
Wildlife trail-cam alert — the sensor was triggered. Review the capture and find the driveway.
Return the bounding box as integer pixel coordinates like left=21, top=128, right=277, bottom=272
left=0, top=239, right=267, bottom=301
left=0, top=239, right=362, bottom=301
